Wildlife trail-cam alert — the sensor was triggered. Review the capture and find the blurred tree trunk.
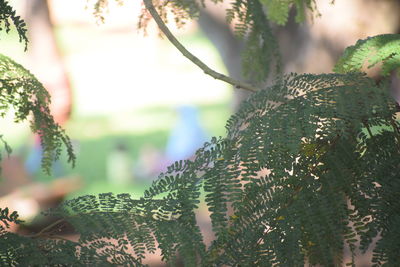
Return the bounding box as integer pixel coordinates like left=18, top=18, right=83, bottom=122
left=24, top=0, right=72, bottom=125
left=198, top=9, right=248, bottom=110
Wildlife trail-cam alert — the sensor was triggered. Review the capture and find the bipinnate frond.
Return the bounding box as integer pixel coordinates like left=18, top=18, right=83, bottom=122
left=217, top=73, right=400, bottom=266
left=0, top=54, right=75, bottom=174
left=3, top=73, right=399, bottom=266
left=0, top=0, right=28, bottom=50
left=334, top=34, right=400, bottom=76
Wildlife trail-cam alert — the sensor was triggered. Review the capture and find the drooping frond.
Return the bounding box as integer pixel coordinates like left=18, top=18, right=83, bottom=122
left=89, top=0, right=125, bottom=23
left=0, top=54, right=75, bottom=174
left=0, top=0, right=28, bottom=50
left=136, top=0, right=202, bottom=31
left=334, top=34, right=400, bottom=76
left=259, top=0, right=318, bottom=25
left=3, top=73, right=399, bottom=266
left=233, top=0, right=280, bottom=83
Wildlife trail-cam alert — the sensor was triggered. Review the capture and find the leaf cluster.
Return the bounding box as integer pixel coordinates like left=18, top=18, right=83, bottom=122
left=0, top=0, right=75, bottom=174
left=334, top=34, right=400, bottom=77
left=1, top=1, right=400, bottom=266
left=0, top=54, right=75, bottom=174
left=259, top=0, right=318, bottom=25
left=3, top=72, right=400, bottom=266
left=0, top=0, right=28, bottom=50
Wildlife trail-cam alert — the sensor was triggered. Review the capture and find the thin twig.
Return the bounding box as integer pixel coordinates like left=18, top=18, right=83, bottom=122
left=143, top=0, right=259, bottom=93
left=42, top=233, right=76, bottom=243
left=27, top=218, right=65, bottom=238
left=362, top=121, right=374, bottom=138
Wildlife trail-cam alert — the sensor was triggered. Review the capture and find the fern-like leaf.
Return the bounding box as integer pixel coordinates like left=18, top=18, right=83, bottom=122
left=0, top=54, right=75, bottom=174
left=0, top=0, right=28, bottom=50
left=334, top=34, right=400, bottom=76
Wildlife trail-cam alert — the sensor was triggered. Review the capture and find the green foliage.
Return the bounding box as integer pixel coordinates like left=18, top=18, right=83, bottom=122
left=0, top=207, right=23, bottom=231
left=259, top=0, right=317, bottom=25
left=0, top=0, right=28, bottom=50
left=234, top=0, right=282, bottom=83
left=2, top=1, right=400, bottom=266
left=1, top=225, right=110, bottom=266
left=0, top=4, right=75, bottom=263
left=0, top=0, right=75, bottom=173
left=0, top=53, right=75, bottom=174
left=3, top=72, right=400, bottom=266
left=334, top=34, right=400, bottom=76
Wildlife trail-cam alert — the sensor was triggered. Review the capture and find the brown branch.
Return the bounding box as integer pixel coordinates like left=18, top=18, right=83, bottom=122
left=27, top=218, right=65, bottom=238
left=142, top=0, right=259, bottom=93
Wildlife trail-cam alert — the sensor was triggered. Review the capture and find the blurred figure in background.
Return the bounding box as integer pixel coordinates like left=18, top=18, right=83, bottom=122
left=134, top=144, right=165, bottom=180
left=165, top=105, right=208, bottom=162
left=134, top=105, right=208, bottom=180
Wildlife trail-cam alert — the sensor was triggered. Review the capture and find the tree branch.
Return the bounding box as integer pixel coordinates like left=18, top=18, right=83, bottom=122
left=27, top=218, right=65, bottom=238
left=142, top=0, right=259, bottom=93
